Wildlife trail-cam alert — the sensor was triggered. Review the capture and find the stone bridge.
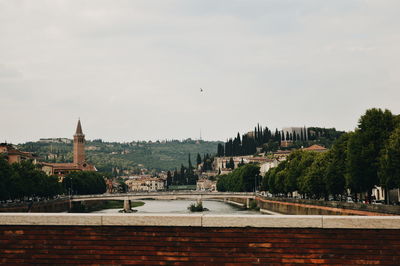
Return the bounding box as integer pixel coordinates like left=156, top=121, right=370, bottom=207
left=71, top=191, right=256, bottom=211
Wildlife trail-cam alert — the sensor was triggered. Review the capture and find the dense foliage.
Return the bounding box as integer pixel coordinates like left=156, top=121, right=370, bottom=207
left=218, top=125, right=344, bottom=157
left=62, top=171, right=107, bottom=195
left=262, top=108, right=400, bottom=203
left=19, top=139, right=221, bottom=173
left=0, top=157, right=63, bottom=202
left=217, top=164, right=261, bottom=192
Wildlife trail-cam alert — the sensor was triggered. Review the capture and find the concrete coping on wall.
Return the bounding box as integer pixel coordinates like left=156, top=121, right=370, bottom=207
left=1, top=213, right=400, bottom=229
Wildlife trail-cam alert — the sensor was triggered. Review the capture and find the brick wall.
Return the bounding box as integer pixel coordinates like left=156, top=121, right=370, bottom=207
left=1, top=225, right=399, bottom=265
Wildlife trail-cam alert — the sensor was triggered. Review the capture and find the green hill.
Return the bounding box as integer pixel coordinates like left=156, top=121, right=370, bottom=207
left=18, top=139, right=221, bottom=173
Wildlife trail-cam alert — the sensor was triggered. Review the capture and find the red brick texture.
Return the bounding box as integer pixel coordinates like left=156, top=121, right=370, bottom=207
left=1, top=225, right=399, bottom=265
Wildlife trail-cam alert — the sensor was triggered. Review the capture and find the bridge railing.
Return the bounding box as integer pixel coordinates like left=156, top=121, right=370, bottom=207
left=71, top=191, right=257, bottom=199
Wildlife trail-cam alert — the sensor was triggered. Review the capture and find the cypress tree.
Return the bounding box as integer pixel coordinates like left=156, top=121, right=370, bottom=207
left=304, top=126, right=307, bottom=140
left=188, top=153, right=193, bottom=170
left=197, top=153, right=202, bottom=166
left=228, top=157, right=235, bottom=169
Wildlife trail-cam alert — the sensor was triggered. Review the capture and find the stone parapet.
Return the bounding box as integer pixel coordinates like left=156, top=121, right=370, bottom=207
left=1, top=213, right=400, bottom=229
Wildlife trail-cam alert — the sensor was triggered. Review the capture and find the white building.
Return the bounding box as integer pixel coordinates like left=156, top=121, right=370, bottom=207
left=125, top=177, right=165, bottom=192
left=259, top=159, right=279, bottom=175
left=281, top=127, right=308, bottom=141
left=196, top=179, right=217, bottom=192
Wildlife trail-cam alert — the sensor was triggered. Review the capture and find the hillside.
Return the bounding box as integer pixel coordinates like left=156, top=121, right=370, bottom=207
left=18, top=139, right=221, bottom=173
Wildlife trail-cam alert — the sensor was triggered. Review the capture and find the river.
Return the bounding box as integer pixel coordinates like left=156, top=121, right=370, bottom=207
left=93, top=199, right=261, bottom=215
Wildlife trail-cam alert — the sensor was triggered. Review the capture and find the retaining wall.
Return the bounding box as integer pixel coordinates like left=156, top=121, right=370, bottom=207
left=262, top=196, right=400, bottom=215
left=0, top=199, right=70, bottom=213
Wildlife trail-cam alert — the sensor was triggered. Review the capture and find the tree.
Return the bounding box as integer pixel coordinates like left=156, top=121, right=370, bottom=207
left=286, top=151, right=317, bottom=197
left=216, top=164, right=260, bottom=192
left=238, top=158, right=245, bottom=167
left=63, top=171, right=106, bottom=195
left=346, top=108, right=395, bottom=202
left=379, top=128, right=400, bottom=203
left=188, top=154, right=193, bottom=170
left=166, top=170, right=172, bottom=188
left=228, top=157, right=235, bottom=169
left=302, top=153, right=329, bottom=199
left=0, top=156, right=14, bottom=201
left=0, top=158, right=63, bottom=201
left=196, top=153, right=203, bottom=166
left=324, top=133, right=349, bottom=199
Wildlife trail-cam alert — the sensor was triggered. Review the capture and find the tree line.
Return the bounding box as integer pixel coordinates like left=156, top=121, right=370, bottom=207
left=62, top=171, right=107, bottom=195
left=0, top=157, right=63, bottom=202
left=166, top=153, right=215, bottom=187
left=0, top=157, right=107, bottom=202
left=217, top=124, right=343, bottom=157
left=217, top=164, right=261, bottom=192
left=261, top=108, right=400, bottom=203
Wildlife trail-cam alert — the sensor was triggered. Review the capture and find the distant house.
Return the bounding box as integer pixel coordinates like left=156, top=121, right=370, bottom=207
left=196, top=179, right=217, bottom=192
left=125, top=177, right=165, bottom=192
left=0, top=143, right=37, bottom=164
left=302, top=144, right=327, bottom=152
left=258, top=159, right=279, bottom=175
left=39, top=138, right=72, bottom=144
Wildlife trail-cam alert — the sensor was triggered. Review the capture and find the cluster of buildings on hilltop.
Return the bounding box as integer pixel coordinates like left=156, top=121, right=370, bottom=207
left=1, top=120, right=96, bottom=180
left=214, top=156, right=276, bottom=176
left=38, top=138, right=72, bottom=144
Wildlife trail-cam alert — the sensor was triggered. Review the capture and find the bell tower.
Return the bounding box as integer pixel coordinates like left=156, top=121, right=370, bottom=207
left=73, top=119, right=85, bottom=165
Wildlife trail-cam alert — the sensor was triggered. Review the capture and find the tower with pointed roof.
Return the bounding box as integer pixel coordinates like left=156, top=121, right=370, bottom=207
left=73, top=119, right=85, bottom=165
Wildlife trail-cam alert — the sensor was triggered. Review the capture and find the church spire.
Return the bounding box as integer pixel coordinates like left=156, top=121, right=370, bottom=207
left=73, top=119, right=85, bottom=164
left=75, top=119, right=83, bottom=135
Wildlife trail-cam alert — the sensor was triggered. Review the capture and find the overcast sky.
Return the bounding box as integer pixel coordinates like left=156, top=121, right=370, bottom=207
left=1, top=0, right=400, bottom=143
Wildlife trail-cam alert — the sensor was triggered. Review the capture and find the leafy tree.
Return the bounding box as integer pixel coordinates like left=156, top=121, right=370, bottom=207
left=302, top=153, right=329, bottom=199
left=0, top=156, right=14, bottom=201
left=346, top=108, right=395, bottom=202
left=216, top=164, right=260, bottom=192
left=324, top=133, right=349, bottom=199
left=379, top=128, right=400, bottom=203
left=63, top=171, right=106, bottom=195
left=0, top=158, right=63, bottom=201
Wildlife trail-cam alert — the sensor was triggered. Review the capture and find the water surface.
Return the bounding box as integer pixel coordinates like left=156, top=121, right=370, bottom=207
left=94, top=199, right=260, bottom=215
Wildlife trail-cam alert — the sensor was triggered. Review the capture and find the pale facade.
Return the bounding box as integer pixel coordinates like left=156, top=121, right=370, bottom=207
left=125, top=177, right=165, bottom=192
left=196, top=179, right=217, bottom=191
left=259, top=159, right=279, bottom=175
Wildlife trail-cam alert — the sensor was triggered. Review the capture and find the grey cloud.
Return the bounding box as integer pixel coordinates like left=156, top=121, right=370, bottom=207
left=1, top=0, right=400, bottom=143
